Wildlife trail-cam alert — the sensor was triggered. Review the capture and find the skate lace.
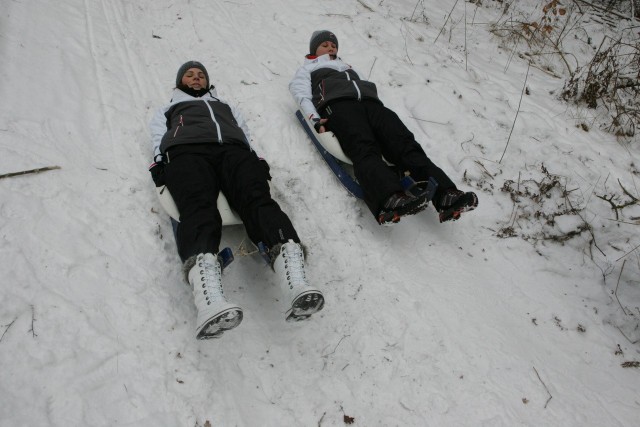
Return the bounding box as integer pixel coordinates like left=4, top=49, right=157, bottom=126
left=198, top=254, right=224, bottom=303
left=283, top=245, right=306, bottom=288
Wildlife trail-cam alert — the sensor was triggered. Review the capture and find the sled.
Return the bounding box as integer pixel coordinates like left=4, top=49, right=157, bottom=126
left=295, top=110, right=438, bottom=201
left=155, top=186, right=271, bottom=268
left=156, top=185, right=242, bottom=226
left=295, top=110, right=365, bottom=199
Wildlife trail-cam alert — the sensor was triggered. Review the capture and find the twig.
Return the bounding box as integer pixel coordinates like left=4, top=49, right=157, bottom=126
left=464, top=0, right=468, bottom=70
left=368, top=57, right=377, bottom=80
left=236, top=237, right=258, bottom=256
left=400, top=21, right=414, bottom=65
left=473, top=159, right=495, bottom=180
left=499, top=61, right=530, bottom=163
left=614, top=260, right=629, bottom=314
left=0, top=165, right=61, bottom=180
left=533, top=366, right=553, bottom=408
left=317, top=411, right=326, bottom=427
left=618, top=179, right=639, bottom=202
left=509, top=171, right=522, bottom=228
left=29, top=305, right=37, bottom=338
left=356, top=0, right=374, bottom=12
left=434, top=0, right=460, bottom=44
left=260, top=62, right=280, bottom=76
left=575, top=0, right=632, bottom=20
left=322, top=334, right=350, bottom=358
left=1, top=318, right=17, bottom=343
left=409, top=116, right=449, bottom=125
left=616, top=326, right=640, bottom=344
left=615, top=242, right=640, bottom=262
left=409, top=0, right=422, bottom=22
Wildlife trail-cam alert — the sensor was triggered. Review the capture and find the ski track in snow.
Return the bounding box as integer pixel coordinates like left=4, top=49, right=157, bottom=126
left=1, top=0, right=639, bottom=426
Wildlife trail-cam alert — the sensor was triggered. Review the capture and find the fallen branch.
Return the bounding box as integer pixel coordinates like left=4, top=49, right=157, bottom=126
left=29, top=305, right=37, bottom=338
left=618, top=179, right=639, bottom=203
left=356, top=0, right=374, bottom=12
left=0, top=165, right=61, bottom=180
left=614, top=260, right=629, bottom=314
left=616, top=326, right=640, bottom=344
left=575, top=0, right=632, bottom=21
left=500, top=62, right=531, bottom=163
left=1, top=318, right=17, bottom=343
left=533, top=366, right=553, bottom=408
left=615, top=242, right=640, bottom=262
left=322, top=334, right=350, bottom=358
left=368, top=57, right=377, bottom=80
left=434, top=0, right=460, bottom=44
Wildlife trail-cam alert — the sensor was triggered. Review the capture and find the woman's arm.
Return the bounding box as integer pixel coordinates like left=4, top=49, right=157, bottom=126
left=289, top=66, right=320, bottom=121
left=149, top=106, right=169, bottom=160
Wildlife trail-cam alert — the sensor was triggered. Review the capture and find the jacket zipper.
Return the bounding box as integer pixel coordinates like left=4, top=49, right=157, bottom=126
left=345, top=71, right=361, bottom=100
left=173, top=114, right=183, bottom=137
left=201, top=99, right=223, bottom=144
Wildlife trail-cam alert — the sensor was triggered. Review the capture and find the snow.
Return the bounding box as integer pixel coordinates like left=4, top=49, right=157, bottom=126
left=1, top=0, right=639, bottom=426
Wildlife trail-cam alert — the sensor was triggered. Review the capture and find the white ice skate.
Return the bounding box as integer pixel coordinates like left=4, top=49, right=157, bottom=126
left=272, top=240, right=325, bottom=322
left=187, top=253, right=243, bottom=339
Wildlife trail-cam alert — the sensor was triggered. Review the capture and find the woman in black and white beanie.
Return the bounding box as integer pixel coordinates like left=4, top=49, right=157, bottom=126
left=148, top=61, right=325, bottom=340
left=289, top=31, right=478, bottom=225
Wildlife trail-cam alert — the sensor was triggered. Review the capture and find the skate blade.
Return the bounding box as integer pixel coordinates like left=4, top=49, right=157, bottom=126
left=197, top=308, right=243, bottom=340
left=286, top=292, right=325, bottom=322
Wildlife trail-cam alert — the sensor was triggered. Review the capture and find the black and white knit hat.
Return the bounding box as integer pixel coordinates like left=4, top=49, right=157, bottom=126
left=175, top=61, right=209, bottom=87
left=309, top=30, right=338, bottom=55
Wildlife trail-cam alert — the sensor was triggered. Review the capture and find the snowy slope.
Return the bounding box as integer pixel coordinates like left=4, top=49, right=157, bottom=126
left=1, top=0, right=638, bottom=426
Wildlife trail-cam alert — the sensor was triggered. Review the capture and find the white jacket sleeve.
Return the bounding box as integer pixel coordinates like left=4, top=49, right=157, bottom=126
left=149, top=106, right=169, bottom=160
left=289, top=66, right=320, bottom=121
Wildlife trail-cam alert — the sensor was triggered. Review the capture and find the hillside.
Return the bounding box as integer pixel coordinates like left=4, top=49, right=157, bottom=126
left=0, top=1, right=638, bottom=426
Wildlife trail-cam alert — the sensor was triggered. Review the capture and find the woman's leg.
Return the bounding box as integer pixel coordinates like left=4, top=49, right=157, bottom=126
left=164, top=145, right=223, bottom=262
left=217, top=145, right=300, bottom=249
left=323, top=100, right=403, bottom=215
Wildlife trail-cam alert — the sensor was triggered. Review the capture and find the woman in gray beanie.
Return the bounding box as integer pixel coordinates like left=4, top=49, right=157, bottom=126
left=290, top=31, right=478, bottom=225
left=149, top=61, right=324, bottom=339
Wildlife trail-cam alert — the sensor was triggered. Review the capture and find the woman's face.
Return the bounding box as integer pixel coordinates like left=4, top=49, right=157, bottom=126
left=181, top=68, right=207, bottom=89
left=315, top=41, right=337, bottom=59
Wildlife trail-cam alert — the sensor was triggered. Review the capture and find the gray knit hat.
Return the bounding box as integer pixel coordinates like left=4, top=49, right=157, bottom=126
left=176, top=61, right=209, bottom=87
left=309, top=30, right=338, bottom=55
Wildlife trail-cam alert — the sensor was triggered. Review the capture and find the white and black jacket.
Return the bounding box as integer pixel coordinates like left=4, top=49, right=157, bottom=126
left=149, top=88, right=252, bottom=160
left=289, top=54, right=380, bottom=121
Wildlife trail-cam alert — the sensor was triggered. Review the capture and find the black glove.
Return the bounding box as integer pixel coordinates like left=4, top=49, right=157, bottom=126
left=149, top=155, right=166, bottom=187
left=312, top=118, right=325, bottom=133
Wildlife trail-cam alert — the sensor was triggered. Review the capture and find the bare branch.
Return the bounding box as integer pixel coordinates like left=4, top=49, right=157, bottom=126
left=356, top=0, right=374, bottom=12
left=614, top=260, right=630, bottom=315
left=434, top=0, right=460, bottom=44
left=575, top=0, right=633, bottom=20
left=533, top=366, right=553, bottom=408
left=1, top=318, right=17, bottom=343
left=0, top=166, right=61, bottom=180
left=29, top=305, right=37, bottom=338
left=499, top=61, right=531, bottom=163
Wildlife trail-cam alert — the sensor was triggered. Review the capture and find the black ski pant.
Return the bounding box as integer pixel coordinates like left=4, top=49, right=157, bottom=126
left=321, top=99, right=456, bottom=216
left=164, top=143, right=300, bottom=263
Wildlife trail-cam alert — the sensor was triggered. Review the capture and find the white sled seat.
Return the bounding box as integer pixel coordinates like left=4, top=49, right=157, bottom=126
left=155, top=185, right=243, bottom=226
left=301, top=113, right=353, bottom=164
left=300, top=111, right=393, bottom=166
